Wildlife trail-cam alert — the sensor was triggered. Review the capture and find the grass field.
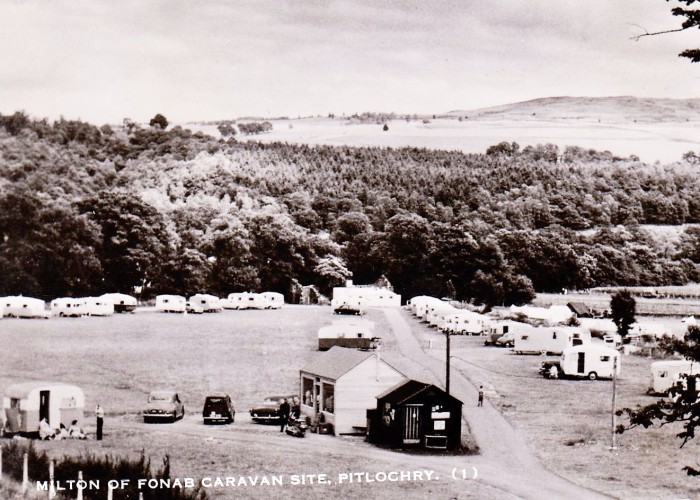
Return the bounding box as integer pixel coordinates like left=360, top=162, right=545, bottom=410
left=4, top=305, right=700, bottom=499
left=406, top=316, right=700, bottom=500
left=0, top=307, right=504, bottom=500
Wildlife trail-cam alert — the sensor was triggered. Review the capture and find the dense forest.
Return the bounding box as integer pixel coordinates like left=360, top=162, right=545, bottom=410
left=1, top=111, right=700, bottom=306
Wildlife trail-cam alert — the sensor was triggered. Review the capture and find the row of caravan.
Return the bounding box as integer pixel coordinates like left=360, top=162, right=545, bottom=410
left=155, top=292, right=284, bottom=313
left=406, top=296, right=492, bottom=335
left=331, top=286, right=401, bottom=315
left=2, top=293, right=138, bottom=319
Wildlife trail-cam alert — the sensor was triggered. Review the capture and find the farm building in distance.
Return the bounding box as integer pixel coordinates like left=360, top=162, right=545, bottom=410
left=331, top=285, right=401, bottom=314
left=299, top=346, right=406, bottom=434
left=367, top=380, right=463, bottom=450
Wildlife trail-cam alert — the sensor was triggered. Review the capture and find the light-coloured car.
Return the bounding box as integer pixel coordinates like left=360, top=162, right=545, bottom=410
left=143, top=391, right=185, bottom=423
left=186, top=301, right=204, bottom=314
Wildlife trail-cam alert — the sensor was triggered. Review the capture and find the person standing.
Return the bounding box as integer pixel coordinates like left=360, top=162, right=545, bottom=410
left=279, top=398, right=290, bottom=432
left=477, top=386, right=484, bottom=407
left=95, top=404, right=104, bottom=440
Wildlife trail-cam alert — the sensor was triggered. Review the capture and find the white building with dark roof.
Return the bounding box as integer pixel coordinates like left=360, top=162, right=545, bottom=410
left=299, top=346, right=406, bottom=434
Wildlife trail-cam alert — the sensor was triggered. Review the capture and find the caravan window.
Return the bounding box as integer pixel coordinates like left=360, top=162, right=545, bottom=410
left=552, top=332, right=557, bottom=339
left=503, top=326, right=509, bottom=334
left=521, top=335, right=529, bottom=340
left=10, top=398, right=20, bottom=409
left=659, top=371, right=668, bottom=378
left=600, top=356, right=611, bottom=362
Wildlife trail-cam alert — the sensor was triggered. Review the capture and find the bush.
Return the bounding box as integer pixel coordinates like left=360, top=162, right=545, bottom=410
left=0, top=441, right=207, bottom=499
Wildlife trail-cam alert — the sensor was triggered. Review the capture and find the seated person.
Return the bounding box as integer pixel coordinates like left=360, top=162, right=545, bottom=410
left=55, top=423, right=70, bottom=440
left=38, top=418, right=55, bottom=440
left=68, top=420, right=86, bottom=439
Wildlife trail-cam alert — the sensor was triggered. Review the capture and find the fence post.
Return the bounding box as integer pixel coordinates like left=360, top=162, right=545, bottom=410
left=49, top=460, right=56, bottom=498
left=76, top=471, right=84, bottom=500
left=107, top=482, right=113, bottom=500
left=0, top=444, right=3, bottom=479
left=22, top=452, right=28, bottom=493
left=139, top=492, right=144, bottom=500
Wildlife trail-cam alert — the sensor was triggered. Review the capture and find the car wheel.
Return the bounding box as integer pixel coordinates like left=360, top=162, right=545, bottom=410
left=588, top=372, right=598, bottom=380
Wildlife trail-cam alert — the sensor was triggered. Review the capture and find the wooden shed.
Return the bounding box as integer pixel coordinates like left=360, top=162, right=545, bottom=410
left=299, top=347, right=406, bottom=435
left=367, top=380, right=463, bottom=450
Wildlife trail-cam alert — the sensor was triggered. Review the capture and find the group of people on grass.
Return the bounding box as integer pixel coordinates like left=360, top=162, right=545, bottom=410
left=39, top=418, right=86, bottom=440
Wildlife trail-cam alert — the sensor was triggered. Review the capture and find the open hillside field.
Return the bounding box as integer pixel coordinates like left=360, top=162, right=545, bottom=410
left=534, top=292, right=700, bottom=317
left=189, top=116, right=700, bottom=164
left=404, top=315, right=700, bottom=500
left=0, top=307, right=492, bottom=500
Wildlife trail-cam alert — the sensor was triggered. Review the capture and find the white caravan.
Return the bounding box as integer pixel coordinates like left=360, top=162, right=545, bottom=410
left=189, top=294, right=222, bottom=312
left=650, top=360, right=700, bottom=394
left=260, top=292, right=284, bottom=309
left=155, top=295, right=186, bottom=313
left=331, top=286, right=401, bottom=313
left=485, top=320, right=533, bottom=346
left=412, top=297, right=445, bottom=320
left=408, top=296, right=442, bottom=316
left=442, top=311, right=492, bottom=335
left=225, top=292, right=266, bottom=310
left=514, top=327, right=590, bottom=355
left=427, top=304, right=457, bottom=327
left=100, top=293, right=137, bottom=313
left=2, top=296, right=50, bottom=318
left=559, top=343, right=621, bottom=380
left=82, top=297, right=114, bottom=316
left=50, top=298, right=86, bottom=317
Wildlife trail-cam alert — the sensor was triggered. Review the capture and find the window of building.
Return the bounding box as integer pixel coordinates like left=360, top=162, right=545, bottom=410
left=322, top=383, right=335, bottom=414
left=302, top=377, right=314, bottom=407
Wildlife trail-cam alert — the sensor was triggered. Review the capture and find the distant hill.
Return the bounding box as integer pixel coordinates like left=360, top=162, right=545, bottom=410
left=443, top=96, right=700, bottom=124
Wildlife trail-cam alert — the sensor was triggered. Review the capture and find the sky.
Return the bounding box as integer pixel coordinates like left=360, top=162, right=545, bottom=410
left=0, top=0, right=698, bottom=124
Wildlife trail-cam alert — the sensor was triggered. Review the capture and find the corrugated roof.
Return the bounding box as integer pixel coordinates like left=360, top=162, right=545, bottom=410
left=300, top=346, right=386, bottom=380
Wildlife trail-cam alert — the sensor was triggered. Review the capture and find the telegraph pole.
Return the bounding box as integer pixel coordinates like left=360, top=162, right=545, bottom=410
left=611, top=355, right=618, bottom=450
left=446, top=331, right=451, bottom=395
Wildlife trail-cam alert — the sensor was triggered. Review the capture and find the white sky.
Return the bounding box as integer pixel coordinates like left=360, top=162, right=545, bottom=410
left=0, top=0, right=698, bottom=124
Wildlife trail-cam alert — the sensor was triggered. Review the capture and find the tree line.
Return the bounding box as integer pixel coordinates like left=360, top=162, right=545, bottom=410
left=1, top=111, right=700, bottom=305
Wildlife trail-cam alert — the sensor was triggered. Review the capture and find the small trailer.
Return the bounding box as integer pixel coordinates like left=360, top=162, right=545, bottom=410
left=51, top=297, right=86, bottom=317
left=650, top=360, right=700, bottom=395
left=514, top=327, right=590, bottom=355
left=426, top=304, right=457, bottom=328
left=260, top=292, right=284, bottom=309
left=318, top=321, right=381, bottom=351
left=155, top=295, right=186, bottom=313
left=442, top=311, right=491, bottom=335
left=82, top=297, right=114, bottom=316
left=100, top=293, right=137, bottom=313
left=3, top=382, right=85, bottom=436
left=1, top=296, right=50, bottom=318
left=189, top=294, right=223, bottom=312
left=552, top=343, right=621, bottom=380
left=407, top=296, right=442, bottom=317
left=484, top=321, right=533, bottom=346
left=225, top=292, right=266, bottom=310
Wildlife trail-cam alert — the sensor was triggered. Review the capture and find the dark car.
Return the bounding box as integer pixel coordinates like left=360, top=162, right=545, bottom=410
left=143, top=390, right=185, bottom=423
left=202, top=393, right=235, bottom=424
left=250, top=394, right=299, bottom=424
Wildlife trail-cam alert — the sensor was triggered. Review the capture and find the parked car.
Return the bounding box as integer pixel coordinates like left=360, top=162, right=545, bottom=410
left=249, top=394, right=298, bottom=424
left=186, top=301, right=204, bottom=314
left=202, top=393, right=235, bottom=424
left=143, top=391, right=185, bottom=423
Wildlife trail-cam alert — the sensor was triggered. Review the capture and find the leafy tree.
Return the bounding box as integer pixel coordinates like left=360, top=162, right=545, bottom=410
left=617, top=325, right=700, bottom=475
left=610, top=289, right=636, bottom=338
left=314, top=255, right=352, bottom=297
left=75, top=191, right=172, bottom=294
left=632, top=0, right=700, bottom=62
left=149, top=113, right=169, bottom=130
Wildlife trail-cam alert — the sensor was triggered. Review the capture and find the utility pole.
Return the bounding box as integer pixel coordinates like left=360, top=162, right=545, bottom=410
left=611, top=355, right=618, bottom=450
left=446, top=331, right=451, bottom=395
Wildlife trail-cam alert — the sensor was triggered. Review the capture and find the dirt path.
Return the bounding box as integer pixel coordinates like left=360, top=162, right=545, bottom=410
left=382, top=308, right=613, bottom=500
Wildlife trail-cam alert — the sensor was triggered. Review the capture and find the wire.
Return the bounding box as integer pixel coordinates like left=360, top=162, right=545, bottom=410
left=450, top=355, right=543, bottom=379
